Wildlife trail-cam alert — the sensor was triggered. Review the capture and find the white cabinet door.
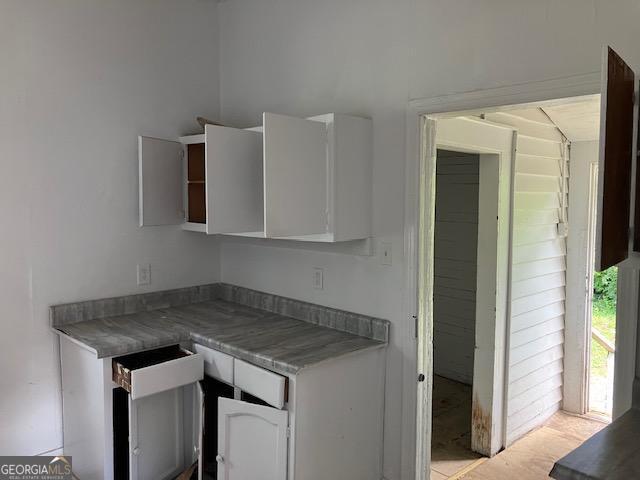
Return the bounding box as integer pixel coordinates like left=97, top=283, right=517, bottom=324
left=263, top=112, right=328, bottom=237
left=205, top=124, right=264, bottom=234
left=195, top=381, right=204, bottom=480
left=217, top=398, right=288, bottom=480
left=129, top=388, right=185, bottom=480
left=138, top=136, right=184, bottom=226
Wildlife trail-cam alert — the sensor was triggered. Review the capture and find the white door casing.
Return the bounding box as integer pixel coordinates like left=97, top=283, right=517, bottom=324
left=405, top=74, right=604, bottom=480
left=418, top=116, right=515, bottom=462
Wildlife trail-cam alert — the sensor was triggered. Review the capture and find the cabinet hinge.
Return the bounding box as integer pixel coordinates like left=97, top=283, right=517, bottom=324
left=286, top=427, right=291, bottom=438
left=413, top=315, right=418, bottom=339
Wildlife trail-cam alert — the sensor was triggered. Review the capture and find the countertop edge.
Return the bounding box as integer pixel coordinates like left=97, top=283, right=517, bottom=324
left=54, top=324, right=387, bottom=377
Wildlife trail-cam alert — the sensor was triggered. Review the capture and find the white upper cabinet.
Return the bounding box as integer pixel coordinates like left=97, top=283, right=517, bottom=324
left=261, top=112, right=372, bottom=241
left=311, top=113, right=373, bottom=242
left=139, top=112, right=372, bottom=242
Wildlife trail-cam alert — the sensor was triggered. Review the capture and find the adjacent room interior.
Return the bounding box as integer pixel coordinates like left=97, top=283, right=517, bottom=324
left=431, top=149, right=483, bottom=475
left=426, top=97, right=616, bottom=479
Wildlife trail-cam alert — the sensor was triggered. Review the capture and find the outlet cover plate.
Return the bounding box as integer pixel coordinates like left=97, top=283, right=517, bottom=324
left=313, top=267, right=324, bottom=290
left=137, top=264, right=151, bottom=286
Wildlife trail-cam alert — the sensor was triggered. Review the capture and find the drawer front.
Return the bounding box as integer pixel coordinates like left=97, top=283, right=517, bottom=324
left=113, top=348, right=204, bottom=400
left=193, top=344, right=234, bottom=384
left=233, top=359, right=287, bottom=409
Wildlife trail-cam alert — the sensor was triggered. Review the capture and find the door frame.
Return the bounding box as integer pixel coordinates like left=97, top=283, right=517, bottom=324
left=430, top=117, right=516, bottom=457
left=585, top=162, right=600, bottom=410
left=401, top=73, right=606, bottom=480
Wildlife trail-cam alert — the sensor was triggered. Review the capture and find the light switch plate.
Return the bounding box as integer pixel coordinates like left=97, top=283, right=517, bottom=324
left=137, top=263, right=151, bottom=285
left=380, top=242, right=392, bottom=265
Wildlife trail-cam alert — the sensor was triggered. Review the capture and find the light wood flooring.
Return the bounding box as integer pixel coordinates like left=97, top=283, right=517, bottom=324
left=430, top=375, right=609, bottom=480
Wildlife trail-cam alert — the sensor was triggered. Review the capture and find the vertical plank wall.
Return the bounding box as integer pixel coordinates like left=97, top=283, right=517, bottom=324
left=433, top=150, right=480, bottom=385
left=485, top=109, right=568, bottom=444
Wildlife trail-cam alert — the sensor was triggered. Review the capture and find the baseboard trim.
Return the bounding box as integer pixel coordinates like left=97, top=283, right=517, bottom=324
left=37, top=446, right=63, bottom=456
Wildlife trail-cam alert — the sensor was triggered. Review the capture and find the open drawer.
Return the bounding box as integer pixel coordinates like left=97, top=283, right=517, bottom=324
left=113, top=345, right=203, bottom=400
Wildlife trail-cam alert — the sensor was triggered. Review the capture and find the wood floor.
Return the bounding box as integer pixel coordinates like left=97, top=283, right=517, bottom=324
left=430, top=375, right=609, bottom=480
left=430, top=376, right=482, bottom=479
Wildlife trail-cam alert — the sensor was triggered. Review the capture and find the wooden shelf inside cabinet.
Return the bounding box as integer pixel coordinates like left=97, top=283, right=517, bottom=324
left=184, top=140, right=206, bottom=225
left=187, top=143, right=205, bottom=182
left=187, top=182, right=206, bottom=223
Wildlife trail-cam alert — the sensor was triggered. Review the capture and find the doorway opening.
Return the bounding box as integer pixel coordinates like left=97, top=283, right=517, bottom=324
left=589, top=265, right=617, bottom=415
left=424, top=118, right=514, bottom=478
left=583, top=158, right=618, bottom=417
left=416, top=96, right=612, bottom=480
left=430, top=150, right=484, bottom=477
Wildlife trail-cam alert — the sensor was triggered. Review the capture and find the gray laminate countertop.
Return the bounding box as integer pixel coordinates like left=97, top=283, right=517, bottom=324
left=55, top=294, right=387, bottom=375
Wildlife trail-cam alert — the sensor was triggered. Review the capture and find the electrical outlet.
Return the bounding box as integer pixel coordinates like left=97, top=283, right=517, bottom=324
left=313, top=267, right=324, bottom=290
left=380, top=242, right=392, bottom=266
left=137, top=264, right=151, bottom=286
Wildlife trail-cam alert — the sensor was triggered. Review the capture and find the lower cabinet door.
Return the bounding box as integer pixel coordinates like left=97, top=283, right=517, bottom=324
left=129, top=388, right=185, bottom=480
left=217, top=398, right=288, bottom=480
left=195, top=381, right=204, bottom=480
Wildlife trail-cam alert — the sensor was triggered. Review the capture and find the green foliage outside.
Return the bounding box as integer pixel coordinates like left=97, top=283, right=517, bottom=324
left=591, top=267, right=617, bottom=377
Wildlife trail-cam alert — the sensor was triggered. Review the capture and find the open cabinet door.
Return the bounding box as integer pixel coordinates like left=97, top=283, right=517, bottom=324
left=195, top=381, right=204, bottom=480
left=596, top=46, right=636, bottom=271
left=138, top=136, right=184, bottom=226
left=263, top=112, right=328, bottom=237
left=129, top=389, right=185, bottom=480
left=205, top=125, right=263, bottom=234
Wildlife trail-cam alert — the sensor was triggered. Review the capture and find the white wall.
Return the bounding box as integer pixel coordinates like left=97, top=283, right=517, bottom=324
left=0, top=1, right=220, bottom=456
left=218, top=4, right=410, bottom=478
left=484, top=108, right=568, bottom=444
left=217, top=1, right=640, bottom=478
left=433, top=150, right=479, bottom=385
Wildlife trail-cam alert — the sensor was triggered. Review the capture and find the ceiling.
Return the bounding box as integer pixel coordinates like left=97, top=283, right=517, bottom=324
left=542, top=98, right=601, bottom=142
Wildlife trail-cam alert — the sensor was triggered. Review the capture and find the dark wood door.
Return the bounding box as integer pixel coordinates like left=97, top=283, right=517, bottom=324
left=597, top=46, right=635, bottom=271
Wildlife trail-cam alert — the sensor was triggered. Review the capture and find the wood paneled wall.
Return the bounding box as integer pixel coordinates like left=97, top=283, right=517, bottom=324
left=433, top=150, right=480, bottom=385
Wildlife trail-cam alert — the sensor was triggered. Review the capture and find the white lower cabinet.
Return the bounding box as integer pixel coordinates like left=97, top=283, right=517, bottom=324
left=217, top=398, right=289, bottom=480
left=59, top=335, right=385, bottom=480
